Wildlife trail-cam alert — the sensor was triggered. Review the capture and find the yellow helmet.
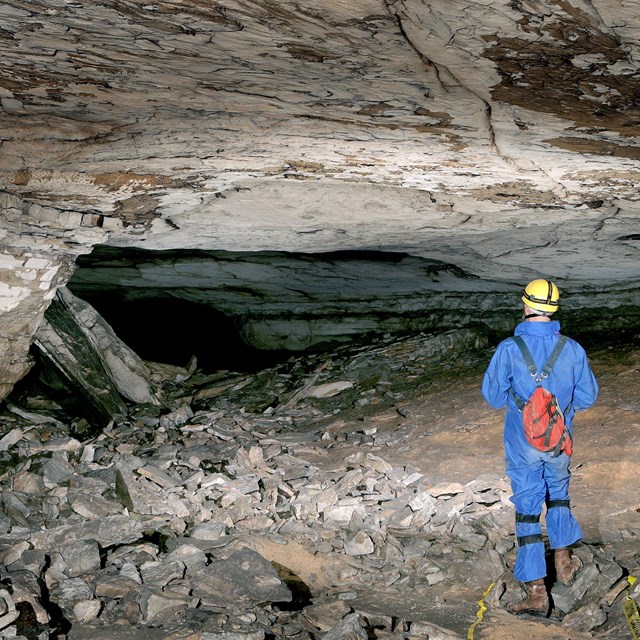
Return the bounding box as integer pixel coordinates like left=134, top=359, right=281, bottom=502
left=522, top=279, right=560, bottom=313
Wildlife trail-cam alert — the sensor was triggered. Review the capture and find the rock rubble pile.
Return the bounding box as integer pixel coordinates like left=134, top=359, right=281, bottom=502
left=0, top=392, right=510, bottom=637
left=1, top=315, right=638, bottom=639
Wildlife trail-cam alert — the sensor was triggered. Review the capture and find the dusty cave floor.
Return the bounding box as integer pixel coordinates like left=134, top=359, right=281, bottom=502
left=253, top=337, right=640, bottom=639
left=2, top=332, right=639, bottom=640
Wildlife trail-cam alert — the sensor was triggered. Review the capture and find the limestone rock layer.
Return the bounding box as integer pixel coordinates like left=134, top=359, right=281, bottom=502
left=1, top=1, right=640, bottom=397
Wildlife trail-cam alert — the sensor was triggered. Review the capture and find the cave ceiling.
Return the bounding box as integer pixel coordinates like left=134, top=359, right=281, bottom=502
left=1, top=0, right=640, bottom=398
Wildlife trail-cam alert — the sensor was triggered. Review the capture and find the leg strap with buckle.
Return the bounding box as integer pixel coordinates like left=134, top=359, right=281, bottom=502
left=517, top=533, right=544, bottom=547
left=546, top=499, right=570, bottom=509
left=516, top=512, right=541, bottom=524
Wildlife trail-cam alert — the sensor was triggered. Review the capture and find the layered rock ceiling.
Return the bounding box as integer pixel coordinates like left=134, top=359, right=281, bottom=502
left=2, top=0, right=640, bottom=400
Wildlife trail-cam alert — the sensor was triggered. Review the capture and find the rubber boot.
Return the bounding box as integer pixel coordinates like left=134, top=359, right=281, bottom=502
left=506, top=579, right=549, bottom=617
left=554, top=548, right=582, bottom=586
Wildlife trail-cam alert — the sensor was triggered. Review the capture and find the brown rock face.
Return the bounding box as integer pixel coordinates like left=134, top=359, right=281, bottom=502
left=1, top=1, right=640, bottom=398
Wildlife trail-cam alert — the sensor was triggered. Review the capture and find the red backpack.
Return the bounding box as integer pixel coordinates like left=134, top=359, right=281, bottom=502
left=510, top=336, right=572, bottom=457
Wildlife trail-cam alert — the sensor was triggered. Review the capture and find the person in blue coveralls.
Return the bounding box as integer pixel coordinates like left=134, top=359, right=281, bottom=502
left=482, top=279, right=599, bottom=616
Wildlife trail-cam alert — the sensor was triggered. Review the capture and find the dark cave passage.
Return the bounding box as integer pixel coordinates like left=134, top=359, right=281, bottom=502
left=64, top=245, right=640, bottom=377
left=69, top=292, right=289, bottom=373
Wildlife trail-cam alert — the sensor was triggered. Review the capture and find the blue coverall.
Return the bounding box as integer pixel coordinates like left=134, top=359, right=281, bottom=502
left=482, top=320, right=599, bottom=582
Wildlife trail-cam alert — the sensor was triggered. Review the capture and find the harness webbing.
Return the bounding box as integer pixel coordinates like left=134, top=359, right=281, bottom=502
left=509, top=335, right=569, bottom=409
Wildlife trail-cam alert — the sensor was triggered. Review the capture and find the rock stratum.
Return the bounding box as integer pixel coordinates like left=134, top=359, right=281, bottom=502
left=2, top=0, right=640, bottom=397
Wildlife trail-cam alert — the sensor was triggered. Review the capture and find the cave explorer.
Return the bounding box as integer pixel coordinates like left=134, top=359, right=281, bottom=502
left=481, top=278, right=599, bottom=616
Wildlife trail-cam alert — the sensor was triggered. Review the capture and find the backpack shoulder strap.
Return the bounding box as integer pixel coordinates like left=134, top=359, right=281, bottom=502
left=511, top=334, right=569, bottom=384
left=509, top=336, right=536, bottom=410
left=540, top=335, right=569, bottom=379
left=511, top=336, right=537, bottom=379
left=509, top=334, right=569, bottom=411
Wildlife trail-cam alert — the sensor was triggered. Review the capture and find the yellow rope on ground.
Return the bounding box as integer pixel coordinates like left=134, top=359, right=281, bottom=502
left=625, top=576, right=640, bottom=640
left=467, top=573, right=639, bottom=639
left=467, top=581, right=494, bottom=640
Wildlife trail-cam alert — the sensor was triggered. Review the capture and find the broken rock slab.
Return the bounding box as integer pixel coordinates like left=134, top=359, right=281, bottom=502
left=192, top=548, right=292, bottom=608
left=94, top=570, right=141, bottom=599
left=322, top=612, right=368, bottom=640
left=302, top=598, right=352, bottom=631
left=0, top=588, right=19, bottom=631
left=137, top=587, right=192, bottom=623
left=551, top=557, right=600, bottom=614
left=344, top=531, right=375, bottom=557
left=59, top=539, right=102, bottom=577
left=561, top=601, right=608, bottom=633
left=409, top=620, right=464, bottom=640
left=29, top=514, right=144, bottom=552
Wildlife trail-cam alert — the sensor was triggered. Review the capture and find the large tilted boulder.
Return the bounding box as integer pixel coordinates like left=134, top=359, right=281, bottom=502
left=34, top=286, right=160, bottom=425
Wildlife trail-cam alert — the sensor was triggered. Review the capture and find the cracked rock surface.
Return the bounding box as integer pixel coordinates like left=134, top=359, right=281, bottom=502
left=2, top=1, right=640, bottom=398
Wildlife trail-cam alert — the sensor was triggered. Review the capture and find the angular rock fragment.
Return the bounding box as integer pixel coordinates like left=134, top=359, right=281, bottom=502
left=140, top=560, right=185, bottom=589
left=69, top=492, right=123, bottom=520
left=137, top=587, right=191, bottom=622
left=51, top=577, right=95, bottom=619
left=34, top=291, right=129, bottom=424
left=551, top=557, right=600, bottom=613
left=164, top=544, right=208, bottom=573
left=303, top=598, right=352, bottom=631
left=159, top=405, right=194, bottom=429
left=304, top=381, right=354, bottom=399
left=561, top=602, right=608, bottom=632
left=344, top=531, right=374, bottom=557
left=60, top=539, right=102, bottom=577
left=322, top=612, right=367, bottom=640
left=94, top=570, right=141, bottom=599
left=137, top=463, right=180, bottom=488
left=201, top=632, right=265, bottom=640
left=191, top=522, right=227, bottom=541
left=192, top=548, right=291, bottom=608
left=0, top=540, right=30, bottom=567
left=409, top=619, right=464, bottom=639
left=0, top=588, right=19, bottom=630
left=115, top=468, right=186, bottom=516
left=73, top=598, right=102, bottom=623
left=30, top=514, right=144, bottom=552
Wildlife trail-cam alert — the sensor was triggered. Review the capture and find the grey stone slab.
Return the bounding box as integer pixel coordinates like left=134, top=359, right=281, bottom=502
left=140, top=560, right=185, bottom=588
left=94, top=571, right=140, bottom=599
left=551, top=560, right=600, bottom=613
left=164, top=544, right=208, bottom=574
left=409, top=619, right=464, bottom=639
left=192, top=548, right=291, bottom=608
left=68, top=626, right=160, bottom=640
left=60, top=540, right=102, bottom=577
left=322, top=612, right=368, bottom=640
left=303, top=599, right=352, bottom=631
left=11, top=470, right=44, bottom=494
left=137, top=586, right=191, bottom=622
left=115, top=469, right=184, bottom=516
left=201, top=632, right=265, bottom=640
left=69, top=492, right=123, bottom=520
left=41, top=453, right=75, bottom=484
left=561, top=602, right=608, bottom=632
left=191, top=522, right=227, bottom=541
left=137, top=464, right=179, bottom=488
left=344, top=531, right=374, bottom=557
left=72, top=599, right=102, bottom=624
left=33, top=289, right=129, bottom=423
left=30, top=515, right=144, bottom=551
left=51, top=577, right=95, bottom=612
